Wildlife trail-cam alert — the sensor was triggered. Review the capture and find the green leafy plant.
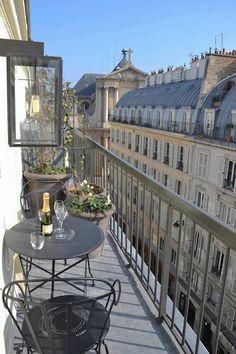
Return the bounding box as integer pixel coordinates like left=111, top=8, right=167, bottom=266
left=66, top=194, right=112, bottom=214
left=26, top=82, right=78, bottom=175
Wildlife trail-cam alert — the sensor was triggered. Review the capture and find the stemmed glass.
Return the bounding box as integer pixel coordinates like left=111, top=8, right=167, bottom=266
left=54, top=200, right=68, bottom=239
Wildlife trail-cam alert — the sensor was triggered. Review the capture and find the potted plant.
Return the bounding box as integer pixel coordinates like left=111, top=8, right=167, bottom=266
left=22, top=82, right=77, bottom=212
left=68, top=179, right=105, bottom=201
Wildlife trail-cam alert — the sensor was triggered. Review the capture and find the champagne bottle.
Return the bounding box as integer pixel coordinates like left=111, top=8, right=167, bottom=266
left=41, top=192, right=53, bottom=236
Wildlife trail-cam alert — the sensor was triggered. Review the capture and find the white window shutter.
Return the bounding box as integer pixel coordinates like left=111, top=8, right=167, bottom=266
left=161, top=141, right=165, bottom=162
left=202, top=194, right=209, bottom=211
left=229, top=208, right=236, bottom=228
left=169, top=143, right=174, bottom=166
left=173, top=144, right=178, bottom=168
left=216, top=158, right=225, bottom=187
left=214, top=200, right=220, bottom=217
left=183, top=148, right=189, bottom=172
left=189, top=187, right=195, bottom=202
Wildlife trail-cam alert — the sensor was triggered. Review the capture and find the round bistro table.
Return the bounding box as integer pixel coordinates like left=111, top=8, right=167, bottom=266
left=4, top=216, right=104, bottom=295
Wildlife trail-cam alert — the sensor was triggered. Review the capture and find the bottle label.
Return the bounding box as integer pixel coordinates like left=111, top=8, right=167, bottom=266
left=42, top=224, right=53, bottom=236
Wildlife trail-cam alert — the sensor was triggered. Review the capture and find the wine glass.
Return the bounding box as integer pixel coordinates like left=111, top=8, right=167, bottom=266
left=30, top=231, right=44, bottom=250
left=54, top=200, right=67, bottom=239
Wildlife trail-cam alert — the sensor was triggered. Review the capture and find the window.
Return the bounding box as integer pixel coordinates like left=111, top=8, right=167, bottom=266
left=128, top=133, right=132, bottom=149
left=211, top=247, right=225, bottom=277
left=164, top=174, right=168, bottom=186
left=193, top=231, right=203, bottom=262
left=142, top=163, right=147, bottom=174
left=232, top=272, right=236, bottom=295
left=191, top=269, right=198, bottom=291
left=176, top=180, right=182, bottom=195
left=183, top=111, right=190, bottom=132
left=224, top=160, right=236, bottom=191
left=122, top=131, right=125, bottom=145
left=135, top=135, right=140, bottom=152
left=157, top=111, right=161, bottom=127
left=143, top=137, right=148, bottom=156
left=194, top=190, right=208, bottom=211
left=153, top=168, right=157, bottom=180
left=208, top=285, right=219, bottom=307
left=160, top=237, right=164, bottom=252
left=164, top=143, right=169, bottom=165
left=197, top=151, right=209, bottom=179
left=219, top=202, right=230, bottom=223
left=116, top=130, right=120, bottom=143
left=225, top=306, right=236, bottom=331
left=177, top=146, right=184, bottom=170
left=134, top=159, right=138, bottom=169
left=127, top=156, right=131, bottom=164
left=111, top=129, right=114, bottom=142
left=171, top=249, right=177, bottom=265
left=153, top=140, right=158, bottom=159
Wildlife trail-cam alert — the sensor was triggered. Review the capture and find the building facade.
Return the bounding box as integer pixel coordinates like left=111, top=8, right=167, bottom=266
left=110, top=51, right=236, bottom=353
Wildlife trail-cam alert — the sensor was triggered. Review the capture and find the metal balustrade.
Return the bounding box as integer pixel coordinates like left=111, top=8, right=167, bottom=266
left=71, top=131, right=236, bottom=354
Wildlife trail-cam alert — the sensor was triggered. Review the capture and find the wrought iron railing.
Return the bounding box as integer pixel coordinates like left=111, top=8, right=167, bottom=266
left=71, top=131, right=236, bottom=354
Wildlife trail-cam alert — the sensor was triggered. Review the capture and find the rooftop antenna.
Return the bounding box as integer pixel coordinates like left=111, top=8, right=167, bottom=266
left=215, top=33, right=224, bottom=51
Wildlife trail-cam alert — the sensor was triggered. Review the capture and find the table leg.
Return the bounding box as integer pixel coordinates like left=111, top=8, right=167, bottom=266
left=51, top=260, right=55, bottom=298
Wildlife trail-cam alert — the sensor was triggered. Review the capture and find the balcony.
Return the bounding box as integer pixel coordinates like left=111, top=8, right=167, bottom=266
left=3, top=131, right=236, bottom=354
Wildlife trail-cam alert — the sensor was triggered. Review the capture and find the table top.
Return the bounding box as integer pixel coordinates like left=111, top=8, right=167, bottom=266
left=4, top=216, right=104, bottom=260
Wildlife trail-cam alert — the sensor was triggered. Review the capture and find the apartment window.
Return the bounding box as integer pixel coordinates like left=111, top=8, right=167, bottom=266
left=133, top=186, right=137, bottom=204
left=116, top=130, right=120, bottom=143
left=133, top=211, right=136, bottom=225
left=134, top=159, right=139, bottom=169
left=143, top=137, right=148, bottom=156
left=197, top=151, right=209, bottom=179
left=135, top=135, right=140, bottom=152
left=157, top=111, right=161, bottom=127
left=176, top=180, right=182, bottom=195
left=224, top=160, right=236, bottom=191
left=194, top=190, right=208, bottom=211
left=160, top=237, right=165, bottom=252
left=208, top=286, right=219, bottom=307
left=122, top=131, right=125, bottom=145
left=232, top=272, right=236, bottom=295
left=164, top=174, right=168, bottom=187
left=121, top=153, right=124, bottom=160
left=137, top=110, right=142, bottom=124
left=147, top=110, right=152, bottom=125
left=111, top=129, right=114, bottom=142
left=164, top=143, right=169, bottom=165
left=219, top=202, right=230, bottom=223
left=183, top=111, right=190, bottom=132
left=142, top=163, right=147, bottom=174
left=225, top=306, right=236, bottom=331
left=153, top=139, right=158, bottom=159
left=191, top=269, right=198, bottom=292
left=177, top=146, right=184, bottom=170
left=168, top=111, right=173, bottom=129
left=212, top=247, right=225, bottom=277
left=171, top=249, right=176, bottom=265
left=193, top=231, right=203, bottom=262
left=153, top=168, right=157, bottom=180
left=127, top=156, right=131, bottom=164
left=128, top=133, right=132, bottom=149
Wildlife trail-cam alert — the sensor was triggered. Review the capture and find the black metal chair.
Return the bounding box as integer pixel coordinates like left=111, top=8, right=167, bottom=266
left=20, top=177, right=68, bottom=218
left=2, top=277, right=121, bottom=354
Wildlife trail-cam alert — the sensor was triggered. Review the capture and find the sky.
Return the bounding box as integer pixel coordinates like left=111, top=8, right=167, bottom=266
left=30, top=0, right=236, bottom=86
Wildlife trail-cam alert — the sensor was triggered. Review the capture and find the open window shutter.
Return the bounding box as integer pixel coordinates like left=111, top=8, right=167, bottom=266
left=173, top=145, right=178, bottom=168
left=161, top=141, right=165, bottom=162
left=214, top=200, right=220, bottom=217
left=169, top=143, right=174, bottom=166
left=183, top=148, right=189, bottom=172
left=189, top=187, right=195, bottom=203
left=216, top=158, right=225, bottom=187
left=229, top=208, right=236, bottom=229
left=202, top=194, right=209, bottom=211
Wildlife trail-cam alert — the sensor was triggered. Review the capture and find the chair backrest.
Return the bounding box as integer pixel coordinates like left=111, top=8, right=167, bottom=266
left=20, top=177, right=68, bottom=218
left=2, top=277, right=121, bottom=354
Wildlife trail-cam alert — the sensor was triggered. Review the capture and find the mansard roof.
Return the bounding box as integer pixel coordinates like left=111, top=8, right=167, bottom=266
left=116, top=79, right=202, bottom=108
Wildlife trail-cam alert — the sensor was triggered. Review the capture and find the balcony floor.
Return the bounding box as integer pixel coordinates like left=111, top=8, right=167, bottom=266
left=9, top=233, right=181, bottom=354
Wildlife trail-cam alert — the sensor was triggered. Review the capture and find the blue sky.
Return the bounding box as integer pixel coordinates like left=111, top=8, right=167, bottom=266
left=30, top=0, right=236, bottom=86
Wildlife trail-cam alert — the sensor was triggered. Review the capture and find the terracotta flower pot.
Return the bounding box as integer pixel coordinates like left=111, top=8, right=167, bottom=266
left=22, top=171, right=72, bottom=217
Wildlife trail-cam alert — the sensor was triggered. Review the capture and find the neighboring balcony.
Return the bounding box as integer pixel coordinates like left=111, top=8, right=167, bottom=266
left=223, top=178, right=235, bottom=192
